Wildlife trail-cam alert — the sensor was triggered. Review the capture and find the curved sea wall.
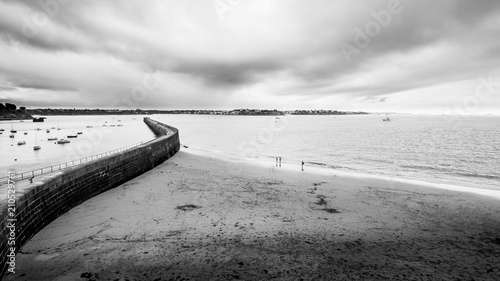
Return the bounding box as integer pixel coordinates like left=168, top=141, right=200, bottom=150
left=0, top=118, right=179, bottom=277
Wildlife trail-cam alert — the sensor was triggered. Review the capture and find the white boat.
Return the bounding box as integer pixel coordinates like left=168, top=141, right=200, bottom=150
left=86, top=126, right=93, bottom=128
left=57, top=139, right=70, bottom=144
left=34, top=131, right=41, bottom=150
left=35, top=128, right=41, bottom=131
left=48, top=137, right=58, bottom=141
left=382, top=117, right=391, bottom=121
left=17, top=141, right=26, bottom=145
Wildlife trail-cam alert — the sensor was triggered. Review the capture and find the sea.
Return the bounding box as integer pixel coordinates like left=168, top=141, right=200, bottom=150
left=1, top=114, right=499, bottom=191
left=0, top=115, right=156, bottom=182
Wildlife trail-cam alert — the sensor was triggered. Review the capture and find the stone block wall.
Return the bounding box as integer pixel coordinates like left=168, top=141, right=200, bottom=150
left=0, top=118, right=179, bottom=277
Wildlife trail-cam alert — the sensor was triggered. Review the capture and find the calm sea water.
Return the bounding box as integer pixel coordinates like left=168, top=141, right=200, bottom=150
left=152, top=114, right=500, bottom=191
left=0, top=115, right=156, bottom=179
left=1, top=114, right=498, bottom=191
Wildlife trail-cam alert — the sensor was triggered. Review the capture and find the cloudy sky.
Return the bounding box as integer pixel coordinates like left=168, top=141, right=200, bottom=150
left=0, top=0, right=499, bottom=114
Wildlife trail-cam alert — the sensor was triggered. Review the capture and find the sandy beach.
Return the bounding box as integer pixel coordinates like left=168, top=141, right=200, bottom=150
left=5, top=149, right=500, bottom=281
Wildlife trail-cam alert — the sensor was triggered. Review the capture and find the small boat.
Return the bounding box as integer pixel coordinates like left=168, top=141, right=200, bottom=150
left=0, top=128, right=4, bottom=131
left=17, top=141, right=26, bottom=145
left=10, top=130, right=17, bottom=133
left=110, top=125, right=116, bottom=127
left=24, top=132, right=28, bottom=135
left=57, top=127, right=61, bottom=130
left=9, top=134, right=14, bottom=138
left=10, top=123, right=17, bottom=133
left=382, top=117, right=391, bottom=121
left=86, top=126, right=93, bottom=128
left=57, top=139, right=70, bottom=144
left=46, top=129, right=50, bottom=133
left=35, top=128, right=41, bottom=131
left=34, top=131, right=41, bottom=150
left=117, top=124, right=123, bottom=127
left=67, top=135, right=78, bottom=138
left=77, top=132, right=83, bottom=135
left=51, top=127, right=56, bottom=129
left=48, top=137, right=58, bottom=141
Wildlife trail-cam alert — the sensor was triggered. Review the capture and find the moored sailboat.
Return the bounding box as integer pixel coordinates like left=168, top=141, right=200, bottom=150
left=34, top=131, right=41, bottom=150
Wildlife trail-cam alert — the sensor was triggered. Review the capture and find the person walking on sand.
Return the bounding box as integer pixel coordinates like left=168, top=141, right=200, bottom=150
left=302, top=161, right=304, bottom=171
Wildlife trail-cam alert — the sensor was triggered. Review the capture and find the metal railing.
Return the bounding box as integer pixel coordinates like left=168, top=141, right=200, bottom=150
left=1, top=139, right=155, bottom=185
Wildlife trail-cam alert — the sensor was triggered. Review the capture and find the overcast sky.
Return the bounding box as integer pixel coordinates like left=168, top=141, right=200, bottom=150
left=0, top=0, right=499, bottom=114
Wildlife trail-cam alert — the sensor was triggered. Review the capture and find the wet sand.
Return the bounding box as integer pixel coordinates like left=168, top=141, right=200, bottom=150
left=5, top=149, right=500, bottom=280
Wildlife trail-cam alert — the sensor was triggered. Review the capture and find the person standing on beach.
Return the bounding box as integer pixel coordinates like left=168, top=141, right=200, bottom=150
left=302, top=161, right=304, bottom=171
left=276, top=157, right=278, bottom=167
left=279, top=157, right=282, bottom=167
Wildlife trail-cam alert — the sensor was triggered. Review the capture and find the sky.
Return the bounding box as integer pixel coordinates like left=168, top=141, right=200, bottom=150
left=0, top=0, right=500, bottom=114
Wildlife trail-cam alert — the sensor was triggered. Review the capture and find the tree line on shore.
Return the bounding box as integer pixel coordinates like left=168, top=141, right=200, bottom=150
left=1, top=103, right=369, bottom=118
left=0, top=103, right=33, bottom=120
left=27, top=108, right=368, bottom=115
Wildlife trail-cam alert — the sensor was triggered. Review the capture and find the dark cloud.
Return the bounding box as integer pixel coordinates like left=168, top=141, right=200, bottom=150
left=451, top=0, right=500, bottom=23
left=172, top=60, right=283, bottom=87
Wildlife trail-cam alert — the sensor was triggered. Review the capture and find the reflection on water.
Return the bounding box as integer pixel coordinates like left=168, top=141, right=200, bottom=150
left=153, top=114, right=500, bottom=191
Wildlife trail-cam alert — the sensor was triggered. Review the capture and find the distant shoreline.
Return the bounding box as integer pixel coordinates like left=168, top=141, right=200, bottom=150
left=0, top=117, right=33, bottom=121
left=26, top=108, right=369, bottom=116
